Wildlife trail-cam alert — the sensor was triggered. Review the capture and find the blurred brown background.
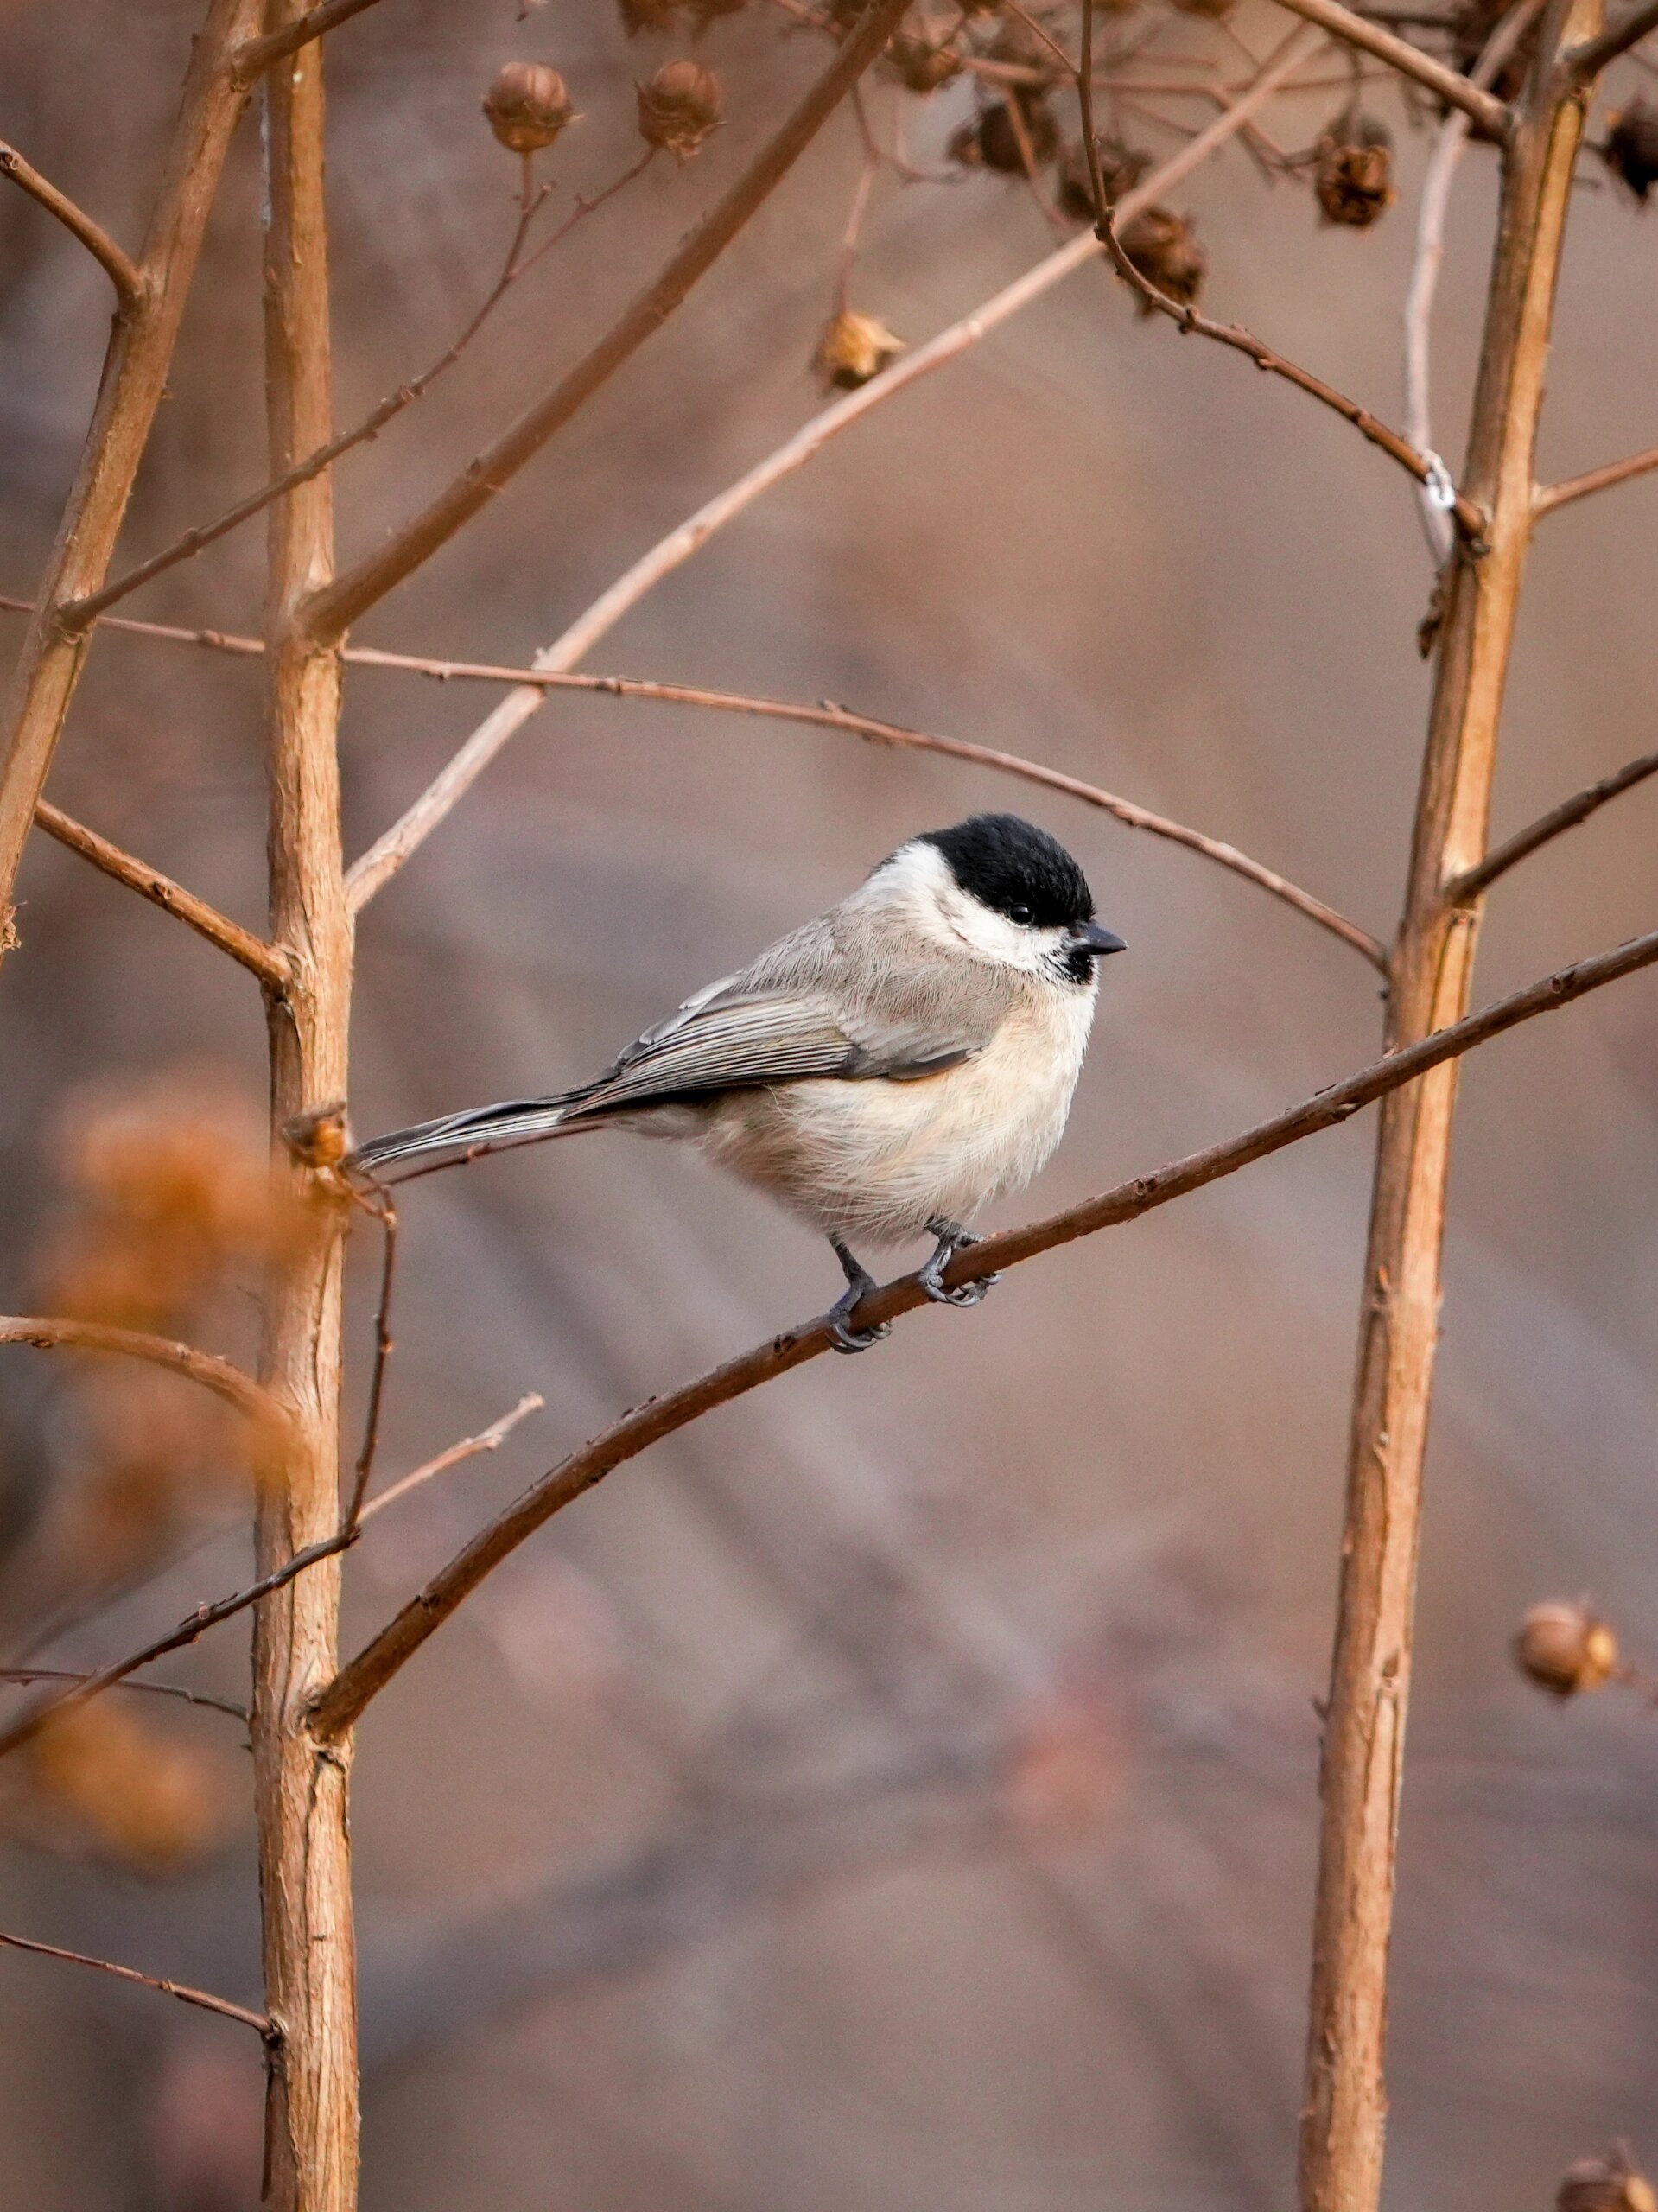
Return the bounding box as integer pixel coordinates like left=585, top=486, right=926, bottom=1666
left=2, top=0, right=1656, bottom=2204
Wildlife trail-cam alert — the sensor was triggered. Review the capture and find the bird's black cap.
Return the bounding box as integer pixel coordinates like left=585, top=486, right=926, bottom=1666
left=918, top=813, right=1095, bottom=930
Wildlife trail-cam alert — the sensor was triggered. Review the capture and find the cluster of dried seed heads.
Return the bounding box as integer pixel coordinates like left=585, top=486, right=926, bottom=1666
left=1513, top=1600, right=1618, bottom=1698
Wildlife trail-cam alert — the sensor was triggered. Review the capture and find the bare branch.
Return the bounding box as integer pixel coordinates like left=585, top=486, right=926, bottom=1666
left=0, top=1930, right=271, bottom=2036
left=1570, top=0, right=1658, bottom=72
left=342, top=1185, right=397, bottom=1533
left=1445, top=745, right=1658, bottom=899
left=338, top=656, right=1384, bottom=965
left=0, top=594, right=266, bottom=657
left=33, top=798, right=291, bottom=988
left=309, top=922, right=1658, bottom=1742
left=1269, top=0, right=1511, bottom=128
left=296, top=0, right=916, bottom=645
left=0, top=1669, right=248, bottom=1723
left=359, top=1393, right=544, bottom=1523
left=340, top=39, right=1318, bottom=907
left=0, top=1528, right=358, bottom=1761
left=1535, top=443, right=1658, bottom=515
left=232, top=0, right=386, bottom=79
left=0, top=140, right=143, bottom=307
left=0, top=1315, right=291, bottom=1441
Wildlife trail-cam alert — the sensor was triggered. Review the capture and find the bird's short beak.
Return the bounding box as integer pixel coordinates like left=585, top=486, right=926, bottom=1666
left=1070, top=921, right=1128, bottom=958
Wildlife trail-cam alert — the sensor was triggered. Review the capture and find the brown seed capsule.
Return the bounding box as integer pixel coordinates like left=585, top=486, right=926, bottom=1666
left=618, top=0, right=685, bottom=29
left=637, top=59, right=722, bottom=158
left=1119, top=204, right=1205, bottom=312
left=1314, top=109, right=1395, bottom=228
left=1514, top=1601, right=1618, bottom=1698
left=1558, top=2151, right=1658, bottom=2212
left=884, top=29, right=962, bottom=92
left=1603, top=99, right=1658, bottom=203
left=1056, top=136, right=1150, bottom=224
left=956, top=91, right=1058, bottom=175
left=816, top=308, right=905, bottom=390
left=483, top=62, right=575, bottom=156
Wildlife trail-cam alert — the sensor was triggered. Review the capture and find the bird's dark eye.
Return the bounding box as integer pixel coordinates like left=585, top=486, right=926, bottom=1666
left=1008, top=903, right=1033, bottom=925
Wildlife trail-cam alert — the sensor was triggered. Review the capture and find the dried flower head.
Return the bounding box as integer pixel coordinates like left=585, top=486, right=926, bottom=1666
left=482, top=62, right=575, bottom=155
left=636, top=59, right=723, bottom=158
left=1558, top=2151, right=1658, bottom=2212
left=1603, top=100, right=1658, bottom=203
left=952, top=91, right=1058, bottom=175
left=816, top=308, right=905, bottom=388
left=1514, top=1600, right=1618, bottom=1698
left=19, top=1703, right=231, bottom=1872
left=1119, top=205, right=1206, bottom=313
left=884, top=28, right=962, bottom=92
left=618, top=0, right=685, bottom=29
left=1057, top=135, right=1150, bottom=224
left=1314, top=109, right=1395, bottom=228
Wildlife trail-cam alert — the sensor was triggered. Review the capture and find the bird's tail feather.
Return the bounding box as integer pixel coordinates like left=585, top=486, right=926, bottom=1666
left=349, top=1087, right=596, bottom=1175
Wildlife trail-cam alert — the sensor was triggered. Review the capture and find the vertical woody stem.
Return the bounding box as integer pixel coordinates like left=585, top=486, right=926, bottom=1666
left=1298, top=6, right=1600, bottom=2208
left=252, top=17, right=359, bottom=2211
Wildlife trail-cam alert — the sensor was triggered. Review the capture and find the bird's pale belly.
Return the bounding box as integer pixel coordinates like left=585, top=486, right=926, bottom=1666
left=689, top=993, right=1093, bottom=1246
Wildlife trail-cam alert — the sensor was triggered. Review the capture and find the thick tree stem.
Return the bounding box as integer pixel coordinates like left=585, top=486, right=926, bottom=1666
left=251, top=22, right=358, bottom=2212
left=0, top=0, right=264, bottom=946
left=1297, top=7, right=1599, bottom=2208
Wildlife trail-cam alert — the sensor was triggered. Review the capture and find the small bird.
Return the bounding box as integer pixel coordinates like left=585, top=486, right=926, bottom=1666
left=351, top=813, right=1125, bottom=1351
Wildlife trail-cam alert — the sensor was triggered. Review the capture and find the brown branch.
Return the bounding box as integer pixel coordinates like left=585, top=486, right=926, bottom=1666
left=0, top=1529, right=359, bottom=1760
left=336, top=653, right=1385, bottom=966
left=1268, top=0, right=1512, bottom=126
left=358, top=1392, right=544, bottom=1523
left=0, top=0, right=267, bottom=952
left=67, top=157, right=656, bottom=628
left=295, top=0, right=916, bottom=645
left=1445, top=745, right=1658, bottom=900
left=0, top=1931, right=271, bottom=2036
left=308, top=922, right=1658, bottom=1743
left=33, top=798, right=290, bottom=988
left=0, top=1669, right=248, bottom=1722
left=0, top=140, right=142, bottom=307
left=0, top=1315, right=290, bottom=1440
left=1570, top=0, right=1658, bottom=69
left=231, top=0, right=386, bottom=78
left=343, top=1186, right=397, bottom=1533
left=1534, top=443, right=1658, bottom=515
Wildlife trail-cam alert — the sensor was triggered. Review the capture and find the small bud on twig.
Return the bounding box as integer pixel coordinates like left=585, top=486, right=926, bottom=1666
left=1513, top=1600, right=1618, bottom=1698
left=816, top=308, right=905, bottom=389
left=1602, top=99, right=1658, bottom=203
left=1314, top=109, right=1395, bottom=229
left=637, top=60, right=723, bottom=159
left=1119, top=206, right=1206, bottom=313
left=1558, top=2149, right=1657, bottom=2212
left=1057, top=136, right=1149, bottom=223
left=483, top=62, right=575, bottom=156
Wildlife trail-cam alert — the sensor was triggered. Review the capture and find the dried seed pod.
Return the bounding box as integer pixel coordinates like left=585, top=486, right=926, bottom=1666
left=1558, top=2152, right=1658, bottom=2212
left=884, top=28, right=962, bottom=91
left=637, top=59, right=723, bottom=158
left=1514, top=1601, right=1618, bottom=1698
left=1056, top=135, right=1150, bottom=223
left=1314, top=109, right=1395, bottom=228
left=482, top=62, right=575, bottom=155
left=960, top=91, right=1058, bottom=175
left=816, top=308, right=905, bottom=389
left=618, top=0, right=685, bottom=29
left=1119, top=204, right=1205, bottom=312
left=1603, top=99, right=1658, bottom=202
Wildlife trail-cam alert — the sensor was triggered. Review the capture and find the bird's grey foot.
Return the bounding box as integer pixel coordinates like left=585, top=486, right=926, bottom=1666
left=826, top=1234, right=891, bottom=1354
left=920, top=1221, right=998, bottom=1309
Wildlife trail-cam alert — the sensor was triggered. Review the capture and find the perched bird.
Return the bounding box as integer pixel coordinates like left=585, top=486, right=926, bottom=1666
left=350, top=813, right=1125, bottom=1351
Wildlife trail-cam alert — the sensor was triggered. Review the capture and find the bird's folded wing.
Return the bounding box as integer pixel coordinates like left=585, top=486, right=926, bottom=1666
left=568, top=989, right=984, bottom=1117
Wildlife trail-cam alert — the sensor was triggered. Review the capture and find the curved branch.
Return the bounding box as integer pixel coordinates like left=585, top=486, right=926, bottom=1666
left=1445, top=745, right=1658, bottom=900
left=1569, top=0, right=1658, bottom=73
left=34, top=799, right=290, bottom=988
left=1268, top=0, right=1511, bottom=129
left=231, top=0, right=386, bottom=79
left=309, top=922, right=1658, bottom=1743
left=1534, top=444, right=1658, bottom=516
left=0, top=1316, right=290, bottom=1440
left=0, top=140, right=142, bottom=307
left=0, top=1931, right=271, bottom=2035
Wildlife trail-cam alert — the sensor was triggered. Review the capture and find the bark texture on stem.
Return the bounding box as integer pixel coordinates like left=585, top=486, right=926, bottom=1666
left=1298, top=8, right=1598, bottom=2208
left=0, top=0, right=264, bottom=946
left=252, top=24, right=359, bottom=2212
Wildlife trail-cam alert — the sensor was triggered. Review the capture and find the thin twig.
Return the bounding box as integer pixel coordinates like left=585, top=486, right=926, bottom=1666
left=0, top=1315, right=290, bottom=1442
left=1268, top=0, right=1511, bottom=128
left=1570, top=0, right=1658, bottom=73
left=232, top=0, right=387, bottom=78
left=0, top=1529, right=359, bottom=1760
left=309, top=921, right=1658, bottom=1741
left=1535, top=442, right=1658, bottom=514
left=343, top=1185, right=398, bottom=1533
left=295, top=0, right=916, bottom=645
left=359, top=1393, right=544, bottom=1523
left=0, top=1931, right=271, bottom=2036
left=1445, top=744, right=1658, bottom=900
left=33, top=798, right=290, bottom=988
left=68, top=161, right=657, bottom=627
left=0, top=1669, right=249, bottom=1722
left=337, top=39, right=1318, bottom=910
left=0, top=141, right=143, bottom=307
